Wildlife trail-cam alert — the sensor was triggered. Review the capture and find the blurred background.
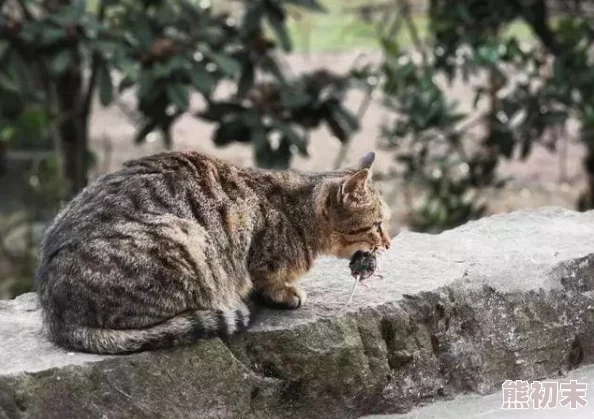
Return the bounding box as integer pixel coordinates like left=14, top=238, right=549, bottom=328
left=0, top=0, right=591, bottom=299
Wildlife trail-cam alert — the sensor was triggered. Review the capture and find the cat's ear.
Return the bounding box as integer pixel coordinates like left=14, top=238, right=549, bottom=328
left=340, top=169, right=371, bottom=204
left=358, top=152, right=375, bottom=170
left=341, top=152, right=375, bottom=173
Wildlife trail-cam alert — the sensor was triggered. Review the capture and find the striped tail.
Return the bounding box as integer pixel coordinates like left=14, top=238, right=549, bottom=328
left=47, top=302, right=253, bottom=355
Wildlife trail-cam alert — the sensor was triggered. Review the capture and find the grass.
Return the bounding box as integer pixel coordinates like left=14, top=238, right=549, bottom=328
left=287, top=0, right=404, bottom=53
left=284, top=0, right=537, bottom=54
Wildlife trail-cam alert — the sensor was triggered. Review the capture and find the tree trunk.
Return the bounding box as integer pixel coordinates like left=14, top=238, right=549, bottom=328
left=55, top=50, right=88, bottom=200
left=578, top=142, right=594, bottom=211
left=0, top=141, right=6, bottom=177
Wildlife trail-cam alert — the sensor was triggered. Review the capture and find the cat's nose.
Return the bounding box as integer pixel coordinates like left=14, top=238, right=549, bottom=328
left=381, top=231, right=391, bottom=249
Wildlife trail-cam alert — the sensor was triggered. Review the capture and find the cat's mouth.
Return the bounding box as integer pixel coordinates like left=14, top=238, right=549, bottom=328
left=336, top=240, right=390, bottom=260
left=348, top=244, right=386, bottom=259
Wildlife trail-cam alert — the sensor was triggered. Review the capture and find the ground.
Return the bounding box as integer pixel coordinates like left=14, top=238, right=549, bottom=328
left=363, top=365, right=594, bottom=418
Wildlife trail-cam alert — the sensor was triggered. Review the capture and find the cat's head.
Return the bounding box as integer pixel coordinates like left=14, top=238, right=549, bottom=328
left=319, top=152, right=392, bottom=259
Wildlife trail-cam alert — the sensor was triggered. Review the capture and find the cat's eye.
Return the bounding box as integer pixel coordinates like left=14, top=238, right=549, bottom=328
left=344, top=222, right=382, bottom=236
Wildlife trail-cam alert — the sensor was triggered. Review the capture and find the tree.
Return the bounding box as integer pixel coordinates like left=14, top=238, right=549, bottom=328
left=355, top=0, right=594, bottom=232
left=0, top=0, right=361, bottom=201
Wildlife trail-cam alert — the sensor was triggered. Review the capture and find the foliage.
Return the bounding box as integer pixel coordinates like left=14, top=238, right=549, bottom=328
left=355, top=0, right=594, bottom=232
left=0, top=156, right=61, bottom=299
left=0, top=0, right=360, bottom=199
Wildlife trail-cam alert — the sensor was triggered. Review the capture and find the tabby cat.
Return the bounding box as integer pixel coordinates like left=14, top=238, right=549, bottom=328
left=35, top=151, right=391, bottom=354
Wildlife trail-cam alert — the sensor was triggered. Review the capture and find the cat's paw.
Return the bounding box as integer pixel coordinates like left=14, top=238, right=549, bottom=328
left=287, top=286, right=307, bottom=309
left=255, top=285, right=306, bottom=310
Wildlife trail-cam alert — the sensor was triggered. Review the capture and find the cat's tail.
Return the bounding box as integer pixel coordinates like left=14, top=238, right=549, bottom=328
left=46, top=302, right=254, bottom=355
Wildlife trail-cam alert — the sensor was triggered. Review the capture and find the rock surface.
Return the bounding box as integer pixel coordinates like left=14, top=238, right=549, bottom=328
left=362, top=364, right=594, bottom=419
left=2, top=207, right=594, bottom=419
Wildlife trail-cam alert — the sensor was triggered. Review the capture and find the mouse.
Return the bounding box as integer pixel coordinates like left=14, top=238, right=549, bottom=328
left=349, top=250, right=379, bottom=281
left=344, top=250, right=384, bottom=306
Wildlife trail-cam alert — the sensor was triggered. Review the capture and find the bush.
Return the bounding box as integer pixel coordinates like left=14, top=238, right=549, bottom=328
left=0, top=0, right=361, bottom=200
left=355, top=0, right=594, bottom=232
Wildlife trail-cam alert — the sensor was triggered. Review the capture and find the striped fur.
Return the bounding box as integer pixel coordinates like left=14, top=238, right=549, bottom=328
left=49, top=302, right=253, bottom=354
left=35, top=151, right=390, bottom=354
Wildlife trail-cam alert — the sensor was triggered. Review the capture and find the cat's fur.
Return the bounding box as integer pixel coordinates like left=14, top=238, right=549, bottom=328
left=35, top=151, right=391, bottom=354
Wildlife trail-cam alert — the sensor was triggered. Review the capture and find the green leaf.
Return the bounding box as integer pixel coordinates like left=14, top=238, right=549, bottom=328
left=87, top=149, right=98, bottom=170
left=130, top=20, right=153, bottom=49
left=252, top=125, right=271, bottom=166
left=42, top=28, right=67, bottom=45
left=242, top=2, right=265, bottom=36
left=97, top=61, right=114, bottom=106
left=154, top=56, right=192, bottom=80
left=323, top=101, right=360, bottom=143
left=381, top=37, right=400, bottom=58
left=253, top=127, right=293, bottom=169
left=284, top=0, right=327, bottom=12
left=325, top=109, right=348, bottom=143
left=0, top=41, right=9, bottom=60
left=137, top=70, right=156, bottom=101
left=279, top=125, right=308, bottom=157
left=214, top=118, right=250, bottom=147
left=207, top=52, right=241, bottom=77
left=490, top=127, right=515, bottom=159
left=118, top=75, right=135, bottom=93
left=50, top=3, right=85, bottom=25
left=237, top=62, right=255, bottom=98
left=281, top=92, right=311, bottom=109
left=51, top=50, right=71, bottom=74
left=333, top=104, right=360, bottom=131
left=5, top=51, right=33, bottom=94
left=476, top=44, right=499, bottom=65
left=166, top=56, right=192, bottom=73
left=166, top=83, right=190, bottom=111
left=265, top=8, right=292, bottom=52
left=162, top=127, right=173, bottom=149
left=134, top=121, right=158, bottom=144
left=178, top=0, right=202, bottom=21
left=0, top=73, right=19, bottom=92
left=259, top=55, right=285, bottom=82
left=190, top=64, right=215, bottom=95
left=114, top=57, right=137, bottom=78
left=13, top=107, right=52, bottom=149
left=0, top=126, right=15, bottom=142
left=198, top=102, right=245, bottom=122
left=273, top=136, right=293, bottom=169
left=82, top=17, right=103, bottom=39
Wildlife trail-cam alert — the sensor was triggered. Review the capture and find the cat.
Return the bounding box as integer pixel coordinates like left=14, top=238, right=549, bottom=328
left=34, top=150, right=392, bottom=354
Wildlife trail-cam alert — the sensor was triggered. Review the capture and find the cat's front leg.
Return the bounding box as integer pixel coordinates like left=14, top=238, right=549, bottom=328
left=258, top=284, right=306, bottom=310
left=252, top=271, right=307, bottom=310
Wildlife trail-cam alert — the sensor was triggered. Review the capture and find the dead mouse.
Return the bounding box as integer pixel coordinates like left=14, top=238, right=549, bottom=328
left=345, top=250, right=383, bottom=306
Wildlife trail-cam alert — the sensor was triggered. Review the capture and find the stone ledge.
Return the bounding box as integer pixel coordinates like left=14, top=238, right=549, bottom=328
left=2, top=207, right=594, bottom=419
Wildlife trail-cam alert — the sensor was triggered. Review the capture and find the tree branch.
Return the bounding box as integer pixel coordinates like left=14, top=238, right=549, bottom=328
left=332, top=85, right=374, bottom=170
left=332, top=2, right=403, bottom=171
left=400, top=0, right=427, bottom=65
left=82, top=1, right=106, bottom=120
left=510, top=0, right=560, bottom=55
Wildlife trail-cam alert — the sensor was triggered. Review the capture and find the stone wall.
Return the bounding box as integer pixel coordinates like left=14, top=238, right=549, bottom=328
left=2, top=207, right=594, bottom=419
